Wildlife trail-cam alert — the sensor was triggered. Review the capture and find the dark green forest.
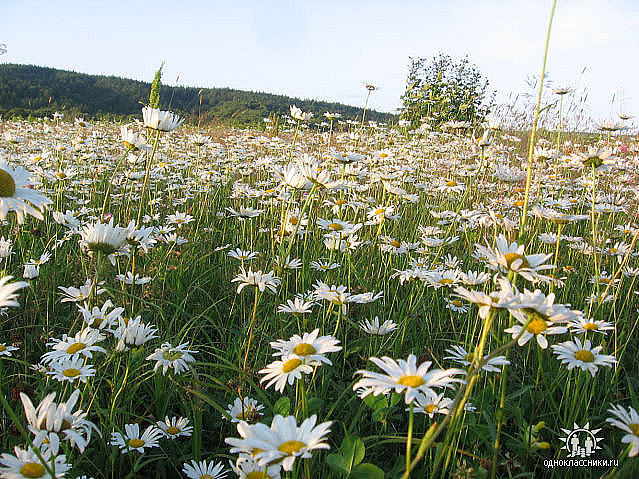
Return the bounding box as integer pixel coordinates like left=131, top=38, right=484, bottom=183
left=0, top=64, right=393, bottom=126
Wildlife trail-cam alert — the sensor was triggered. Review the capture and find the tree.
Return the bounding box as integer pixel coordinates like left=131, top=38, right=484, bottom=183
left=400, top=53, right=493, bottom=130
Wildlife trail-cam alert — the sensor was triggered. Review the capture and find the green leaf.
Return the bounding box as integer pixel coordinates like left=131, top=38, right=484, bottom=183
left=342, top=435, right=365, bottom=468
left=326, top=453, right=350, bottom=476
left=273, top=397, right=290, bottom=416
left=364, top=394, right=387, bottom=411
left=351, top=463, right=385, bottom=479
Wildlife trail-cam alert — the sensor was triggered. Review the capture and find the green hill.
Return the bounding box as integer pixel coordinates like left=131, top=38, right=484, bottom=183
left=0, top=64, right=394, bottom=126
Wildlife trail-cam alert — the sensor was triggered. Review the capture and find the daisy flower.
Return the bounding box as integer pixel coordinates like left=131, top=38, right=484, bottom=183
left=79, top=218, right=129, bottom=256
left=225, top=397, right=264, bottom=423
left=41, top=328, right=106, bottom=364
left=146, top=342, right=198, bottom=375
left=443, top=345, right=510, bottom=372
left=475, top=234, right=554, bottom=282
left=20, top=389, right=101, bottom=453
left=310, top=260, right=340, bottom=272
left=551, top=337, right=616, bottom=376
left=58, top=279, right=104, bottom=303
left=0, top=438, right=69, bottom=478
left=410, top=391, right=455, bottom=418
left=47, top=358, right=96, bottom=384
left=77, top=300, right=124, bottom=331
left=115, top=272, right=152, bottom=285
left=142, top=106, right=184, bottom=131
left=156, top=416, right=193, bottom=439
left=182, top=459, right=228, bottom=479
left=225, top=414, right=332, bottom=471
left=114, top=317, right=158, bottom=351
left=353, top=354, right=466, bottom=404
left=0, top=161, right=53, bottom=223
left=607, top=404, right=639, bottom=456
left=230, top=456, right=281, bottom=479
left=227, top=249, right=260, bottom=262
left=0, top=275, right=29, bottom=308
left=110, top=423, right=163, bottom=454
left=567, top=316, right=614, bottom=335
left=0, top=343, right=18, bottom=357
left=359, top=316, right=398, bottom=335
left=231, top=268, right=281, bottom=294
left=276, top=297, right=315, bottom=314
left=259, top=358, right=313, bottom=393
left=167, top=211, right=194, bottom=226
left=270, top=329, right=342, bottom=366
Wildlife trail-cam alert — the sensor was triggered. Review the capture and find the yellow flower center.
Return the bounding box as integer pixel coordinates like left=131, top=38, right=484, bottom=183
left=200, top=475, right=214, bottom=479
left=629, top=424, right=639, bottom=436
left=526, top=317, right=548, bottom=335
left=66, top=342, right=86, bottom=354
left=166, top=426, right=180, bottom=435
left=247, top=472, right=271, bottom=479
left=503, top=252, right=530, bottom=269
left=328, top=222, right=343, bottom=231
left=514, top=200, right=525, bottom=207
left=424, top=404, right=437, bottom=414
left=282, top=358, right=302, bottom=373
left=293, top=343, right=316, bottom=356
left=289, top=217, right=299, bottom=225
left=128, top=438, right=145, bottom=448
left=63, top=368, right=81, bottom=378
left=236, top=405, right=256, bottom=420
left=380, top=153, right=388, bottom=157
left=446, top=180, right=457, bottom=187
left=398, top=375, right=425, bottom=387
left=0, top=344, right=6, bottom=352
left=20, top=463, right=46, bottom=478
left=278, top=440, right=306, bottom=455
left=574, top=349, right=595, bottom=362
left=583, top=322, right=599, bottom=331
left=375, top=208, right=386, bottom=215
left=335, top=199, right=347, bottom=205
left=0, top=169, right=16, bottom=198
left=452, top=300, right=463, bottom=307
left=162, top=350, right=184, bottom=361
left=439, top=278, right=454, bottom=285
left=390, top=240, right=401, bottom=247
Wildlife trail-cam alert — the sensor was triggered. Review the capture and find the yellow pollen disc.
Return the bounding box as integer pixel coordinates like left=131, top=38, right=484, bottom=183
left=335, top=199, right=346, bottom=205
left=293, top=343, right=316, bottom=356
left=289, top=217, right=299, bottom=225
left=464, top=353, right=474, bottom=362
left=526, top=313, right=548, bottom=334
left=0, top=169, right=16, bottom=197
left=583, top=322, right=599, bottom=331
left=452, top=300, right=463, bottom=307
left=439, top=278, right=454, bottom=285
left=514, top=200, right=525, bottom=207
left=66, top=342, right=86, bottom=354
left=574, top=349, right=595, bottom=362
left=166, top=426, right=180, bottom=435
left=128, top=438, right=145, bottom=448
left=375, top=208, right=385, bottom=215
left=20, top=463, right=46, bottom=478
left=629, top=424, right=639, bottom=436
left=601, top=278, right=611, bottom=284
left=390, top=240, right=401, bottom=247
left=162, top=350, right=184, bottom=361
left=398, top=375, right=425, bottom=387
left=63, top=368, right=81, bottom=378
left=503, top=252, right=530, bottom=269
left=278, top=440, right=306, bottom=455
left=282, top=358, right=302, bottom=373
left=328, top=222, right=343, bottom=231
left=247, top=472, right=271, bottom=479
left=424, top=404, right=437, bottom=414
left=0, top=345, right=6, bottom=352
left=609, top=248, right=617, bottom=254
left=380, top=153, right=388, bottom=157
left=200, top=475, right=214, bottom=479
left=446, top=180, right=457, bottom=187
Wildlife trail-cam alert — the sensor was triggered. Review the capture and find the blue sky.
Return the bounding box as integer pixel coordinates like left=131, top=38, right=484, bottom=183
left=2, top=0, right=638, bottom=124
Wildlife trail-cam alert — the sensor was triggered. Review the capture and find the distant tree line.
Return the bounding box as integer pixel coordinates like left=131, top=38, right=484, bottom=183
left=0, top=64, right=393, bottom=126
